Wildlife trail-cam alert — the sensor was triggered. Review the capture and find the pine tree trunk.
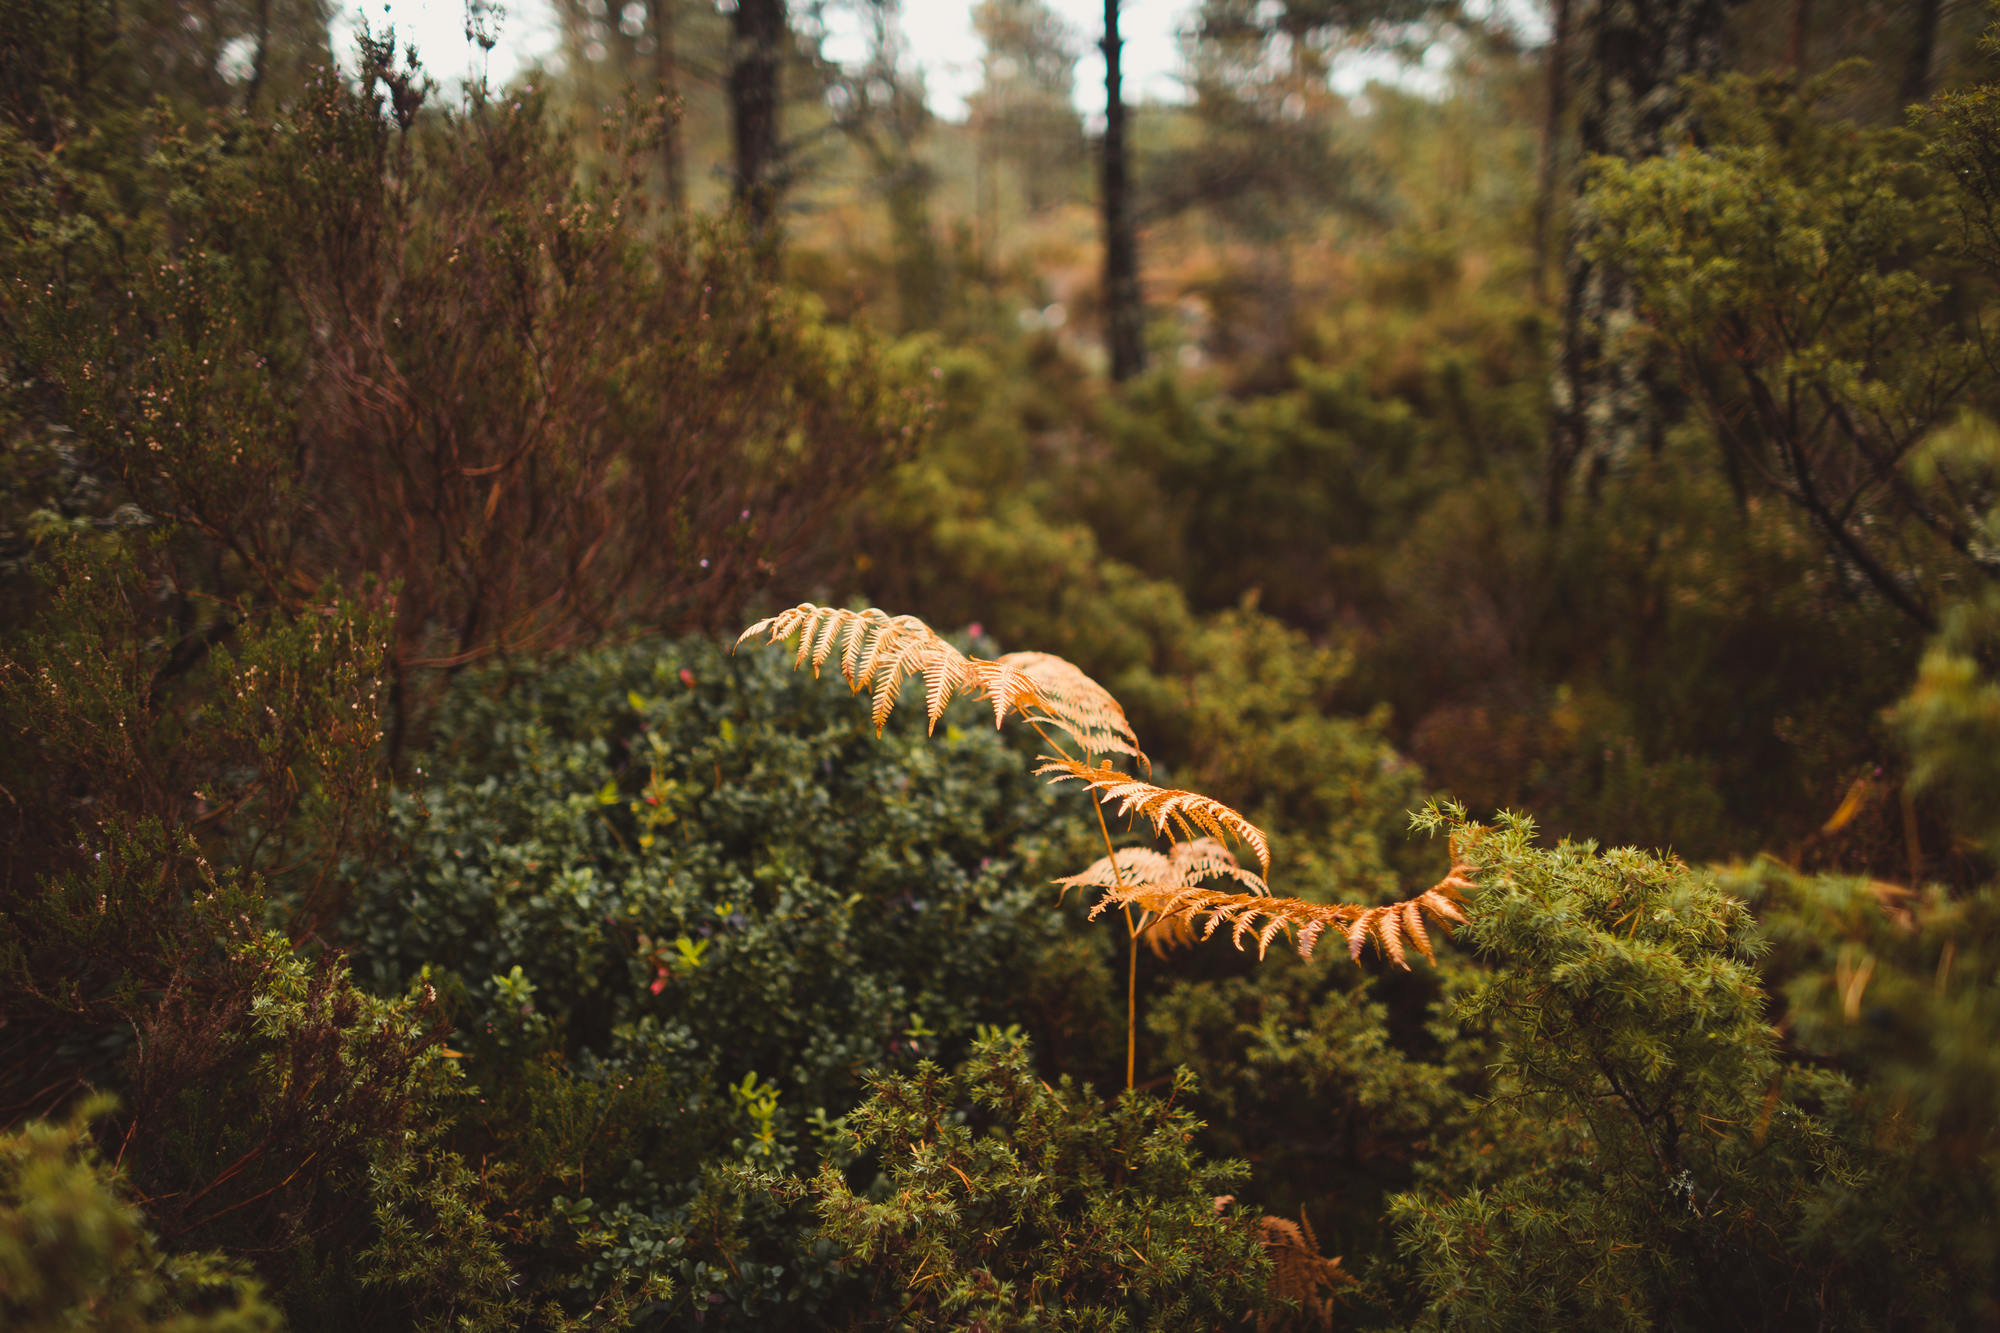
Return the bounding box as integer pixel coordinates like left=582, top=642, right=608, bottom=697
left=1901, top=0, right=1940, bottom=107
left=1530, top=0, right=1573, bottom=304
left=1547, top=0, right=1741, bottom=523
left=650, top=0, right=685, bottom=216
left=1101, top=0, right=1145, bottom=382
left=731, top=0, right=784, bottom=236
left=1786, top=0, right=1811, bottom=74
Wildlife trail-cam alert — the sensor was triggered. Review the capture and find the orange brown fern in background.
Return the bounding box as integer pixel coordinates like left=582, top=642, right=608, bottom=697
left=1210, top=1195, right=1358, bottom=1333
left=736, top=603, right=1473, bottom=1086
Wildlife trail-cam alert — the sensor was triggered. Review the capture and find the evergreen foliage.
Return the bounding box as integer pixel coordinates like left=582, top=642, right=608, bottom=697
left=1730, top=861, right=2000, bottom=1324
left=1, top=1100, right=280, bottom=1332
left=1392, top=808, right=1992, bottom=1329
left=1582, top=68, right=1981, bottom=630
left=800, top=1031, right=1271, bottom=1330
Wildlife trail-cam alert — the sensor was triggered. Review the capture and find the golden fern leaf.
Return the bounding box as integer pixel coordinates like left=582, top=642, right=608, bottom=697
left=1034, top=756, right=1271, bottom=874
left=1054, top=839, right=1268, bottom=897
left=739, top=604, right=851, bottom=673
left=1141, top=914, right=1200, bottom=959
left=737, top=605, right=976, bottom=733
left=1401, top=900, right=1431, bottom=960
left=1090, top=850, right=1476, bottom=967
left=1339, top=914, right=1370, bottom=964
left=1376, top=901, right=1405, bottom=967
left=1056, top=846, right=1174, bottom=896
left=970, top=651, right=1149, bottom=770
left=739, top=607, right=1149, bottom=762
left=1057, top=839, right=1267, bottom=959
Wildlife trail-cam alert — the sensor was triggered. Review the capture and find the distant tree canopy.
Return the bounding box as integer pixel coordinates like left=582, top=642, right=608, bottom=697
left=968, top=0, right=1085, bottom=214
left=0, top=0, right=335, bottom=125
left=1582, top=67, right=2000, bottom=632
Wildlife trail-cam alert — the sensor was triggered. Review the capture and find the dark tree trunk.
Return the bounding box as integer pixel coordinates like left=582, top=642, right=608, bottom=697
left=731, top=0, right=784, bottom=236
left=1900, top=0, right=1940, bottom=107
left=1786, top=0, right=1811, bottom=74
left=887, top=166, right=944, bottom=331
left=650, top=0, right=685, bottom=216
left=1547, top=0, right=1742, bottom=524
left=1101, top=0, right=1145, bottom=381
left=1531, top=0, right=1574, bottom=303
left=242, top=0, right=271, bottom=110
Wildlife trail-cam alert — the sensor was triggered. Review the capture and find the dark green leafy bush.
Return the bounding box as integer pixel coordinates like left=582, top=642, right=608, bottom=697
left=347, top=635, right=1106, bottom=1324
left=1146, top=954, right=1462, bottom=1299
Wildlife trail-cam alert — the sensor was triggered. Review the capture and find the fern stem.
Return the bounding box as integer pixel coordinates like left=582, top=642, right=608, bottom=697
left=1031, top=718, right=1141, bottom=1090
left=1087, top=791, right=1141, bottom=1092
left=1126, top=927, right=1139, bottom=1093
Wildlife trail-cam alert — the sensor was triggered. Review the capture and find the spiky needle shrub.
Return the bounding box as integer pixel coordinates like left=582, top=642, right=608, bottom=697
left=797, top=1029, right=1271, bottom=1332
left=1388, top=809, right=1969, bottom=1330
left=1, top=1098, right=280, bottom=1332
left=1725, top=860, right=2000, bottom=1326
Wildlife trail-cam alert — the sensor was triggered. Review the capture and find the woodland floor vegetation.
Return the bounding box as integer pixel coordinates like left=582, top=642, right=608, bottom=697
left=7, top=0, right=2000, bottom=1328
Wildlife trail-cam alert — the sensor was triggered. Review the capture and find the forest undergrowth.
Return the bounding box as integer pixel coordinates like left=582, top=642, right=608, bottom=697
left=7, top=0, right=2000, bottom=1328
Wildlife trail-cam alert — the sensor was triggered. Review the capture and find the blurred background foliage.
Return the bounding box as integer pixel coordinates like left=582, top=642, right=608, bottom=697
left=7, top=0, right=2000, bottom=1326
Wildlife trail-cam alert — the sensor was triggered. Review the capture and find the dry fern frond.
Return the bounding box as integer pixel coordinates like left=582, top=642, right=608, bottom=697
left=738, top=608, right=1144, bottom=768
left=971, top=651, right=1149, bottom=769
left=1090, top=850, right=1476, bottom=967
left=1035, top=757, right=1271, bottom=874
left=1054, top=838, right=1268, bottom=899
left=1140, top=914, right=1200, bottom=958
left=1255, top=1211, right=1354, bottom=1332
left=1057, top=839, right=1268, bottom=959
left=737, top=605, right=974, bottom=733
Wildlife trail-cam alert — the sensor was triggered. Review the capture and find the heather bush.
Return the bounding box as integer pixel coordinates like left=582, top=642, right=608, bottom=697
left=1, top=7, right=921, bottom=1325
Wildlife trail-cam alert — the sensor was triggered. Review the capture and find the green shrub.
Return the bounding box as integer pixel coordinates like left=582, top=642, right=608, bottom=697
left=1146, top=953, right=1463, bottom=1305
left=855, top=342, right=1430, bottom=891
left=1390, top=808, right=1958, bottom=1330
left=798, top=1030, right=1272, bottom=1331
left=2, top=8, right=920, bottom=1324
left=2, top=28, right=917, bottom=685
left=346, top=634, right=1102, bottom=1324
left=1726, top=860, right=2000, bottom=1325
left=1, top=1099, right=280, bottom=1332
